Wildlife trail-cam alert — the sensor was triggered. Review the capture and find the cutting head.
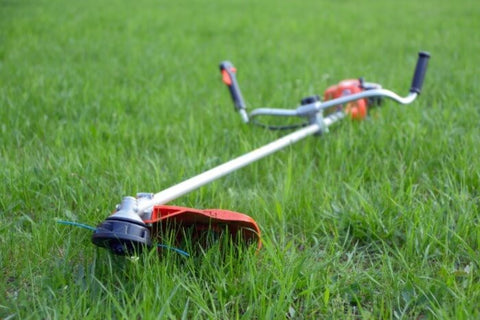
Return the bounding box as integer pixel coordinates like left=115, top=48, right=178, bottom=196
left=92, top=217, right=152, bottom=255
left=91, top=196, right=152, bottom=256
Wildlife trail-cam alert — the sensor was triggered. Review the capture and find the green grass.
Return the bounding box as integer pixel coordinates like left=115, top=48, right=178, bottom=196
left=1, top=0, right=479, bottom=318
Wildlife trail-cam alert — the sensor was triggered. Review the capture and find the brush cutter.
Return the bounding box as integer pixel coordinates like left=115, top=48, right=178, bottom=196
left=90, top=52, right=430, bottom=256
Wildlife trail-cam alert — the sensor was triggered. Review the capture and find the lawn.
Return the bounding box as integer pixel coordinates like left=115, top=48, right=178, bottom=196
left=1, top=0, right=479, bottom=318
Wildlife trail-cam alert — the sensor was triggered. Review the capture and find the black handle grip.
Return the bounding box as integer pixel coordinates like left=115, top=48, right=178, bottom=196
left=410, top=51, right=431, bottom=94
left=220, top=61, right=246, bottom=111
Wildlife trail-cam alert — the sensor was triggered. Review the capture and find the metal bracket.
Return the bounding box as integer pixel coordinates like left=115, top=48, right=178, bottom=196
left=309, top=110, right=326, bottom=136
left=136, top=193, right=154, bottom=220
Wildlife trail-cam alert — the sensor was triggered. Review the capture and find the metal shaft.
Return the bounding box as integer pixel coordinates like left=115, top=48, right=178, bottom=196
left=137, top=112, right=346, bottom=213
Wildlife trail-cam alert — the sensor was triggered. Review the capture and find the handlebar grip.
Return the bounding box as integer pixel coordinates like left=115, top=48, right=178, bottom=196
left=410, top=51, right=431, bottom=94
left=220, top=61, right=246, bottom=111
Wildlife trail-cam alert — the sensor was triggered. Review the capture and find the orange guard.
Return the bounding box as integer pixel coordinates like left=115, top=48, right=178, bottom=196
left=144, top=205, right=261, bottom=249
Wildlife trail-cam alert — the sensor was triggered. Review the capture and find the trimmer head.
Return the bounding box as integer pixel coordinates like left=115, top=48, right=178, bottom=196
left=92, top=217, right=152, bottom=255
left=92, top=196, right=152, bottom=255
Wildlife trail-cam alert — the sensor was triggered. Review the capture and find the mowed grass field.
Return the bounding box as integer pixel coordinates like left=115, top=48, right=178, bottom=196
left=1, top=0, right=479, bottom=318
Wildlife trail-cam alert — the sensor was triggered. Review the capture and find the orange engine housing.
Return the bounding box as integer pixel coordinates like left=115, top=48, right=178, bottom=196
left=324, top=79, right=367, bottom=120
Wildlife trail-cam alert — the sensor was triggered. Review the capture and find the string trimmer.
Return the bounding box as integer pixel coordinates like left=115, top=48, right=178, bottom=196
left=87, top=51, right=430, bottom=256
